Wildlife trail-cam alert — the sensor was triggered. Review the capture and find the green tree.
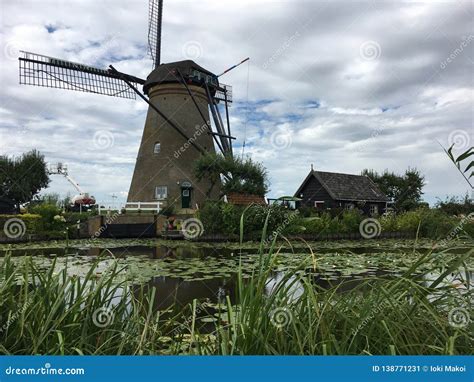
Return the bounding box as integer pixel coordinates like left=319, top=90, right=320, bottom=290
left=194, top=153, right=269, bottom=197
left=0, top=150, right=50, bottom=210
left=435, top=194, right=473, bottom=216
left=362, top=168, right=425, bottom=212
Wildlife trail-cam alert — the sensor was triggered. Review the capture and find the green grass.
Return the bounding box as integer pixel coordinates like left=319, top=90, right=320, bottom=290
left=0, top=214, right=472, bottom=355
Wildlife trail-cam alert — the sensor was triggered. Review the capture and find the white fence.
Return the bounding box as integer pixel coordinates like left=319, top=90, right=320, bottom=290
left=124, top=202, right=162, bottom=213
left=97, top=202, right=162, bottom=214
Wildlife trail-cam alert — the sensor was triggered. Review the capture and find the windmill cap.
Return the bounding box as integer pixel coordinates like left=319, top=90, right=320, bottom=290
left=144, top=60, right=218, bottom=94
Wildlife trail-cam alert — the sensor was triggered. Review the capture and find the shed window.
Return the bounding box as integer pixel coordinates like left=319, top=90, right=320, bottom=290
left=153, top=142, right=161, bottom=154
left=370, top=205, right=379, bottom=216
left=155, top=186, right=167, bottom=200
left=314, top=201, right=325, bottom=208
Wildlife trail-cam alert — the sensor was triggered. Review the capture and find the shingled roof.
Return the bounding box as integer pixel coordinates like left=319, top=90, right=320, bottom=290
left=295, top=170, right=388, bottom=202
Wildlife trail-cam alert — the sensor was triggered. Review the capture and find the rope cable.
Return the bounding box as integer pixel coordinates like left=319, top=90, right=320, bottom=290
left=241, top=60, right=250, bottom=159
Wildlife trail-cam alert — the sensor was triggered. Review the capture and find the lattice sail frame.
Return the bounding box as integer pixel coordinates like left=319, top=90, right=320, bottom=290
left=18, top=51, right=142, bottom=99
left=148, top=0, right=163, bottom=68
left=214, top=84, right=232, bottom=104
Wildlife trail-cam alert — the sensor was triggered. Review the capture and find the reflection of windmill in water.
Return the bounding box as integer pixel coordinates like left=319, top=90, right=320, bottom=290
left=19, top=0, right=247, bottom=211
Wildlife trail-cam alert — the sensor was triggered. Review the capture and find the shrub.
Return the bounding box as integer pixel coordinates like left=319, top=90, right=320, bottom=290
left=297, top=206, right=313, bottom=218
left=435, top=195, right=473, bottom=216
left=395, top=208, right=460, bottom=239
left=28, top=203, right=66, bottom=232
left=396, top=210, right=423, bottom=233
left=297, top=213, right=333, bottom=235
left=380, top=213, right=398, bottom=232
left=201, top=203, right=471, bottom=240
left=199, top=202, right=293, bottom=238
left=242, top=204, right=294, bottom=239
left=221, top=203, right=240, bottom=235
left=417, top=209, right=458, bottom=238
left=198, top=201, right=236, bottom=235
left=63, top=211, right=91, bottom=223
left=340, top=210, right=363, bottom=233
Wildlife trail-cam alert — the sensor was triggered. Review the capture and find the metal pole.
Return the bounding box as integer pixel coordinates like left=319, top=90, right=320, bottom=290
left=224, top=88, right=233, bottom=155
left=214, top=100, right=228, bottom=152
left=204, top=82, right=229, bottom=153
left=210, top=131, right=236, bottom=140
left=217, top=57, right=250, bottom=77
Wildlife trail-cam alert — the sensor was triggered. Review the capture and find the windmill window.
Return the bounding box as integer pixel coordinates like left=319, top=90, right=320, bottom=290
left=153, top=142, right=161, bottom=154
left=155, top=186, right=167, bottom=200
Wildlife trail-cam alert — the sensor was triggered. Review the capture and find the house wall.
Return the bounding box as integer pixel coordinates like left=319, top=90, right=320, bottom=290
left=298, top=175, right=386, bottom=215
left=298, top=175, right=336, bottom=209
left=336, top=200, right=387, bottom=215
left=361, top=201, right=387, bottom=215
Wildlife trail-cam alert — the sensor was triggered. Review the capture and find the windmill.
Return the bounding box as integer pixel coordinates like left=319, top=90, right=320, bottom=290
left=18, top=0, right=241, bottom=211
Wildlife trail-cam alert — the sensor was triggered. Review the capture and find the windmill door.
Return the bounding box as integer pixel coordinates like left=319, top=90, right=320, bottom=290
left=181, top=182, right=192, bottom=209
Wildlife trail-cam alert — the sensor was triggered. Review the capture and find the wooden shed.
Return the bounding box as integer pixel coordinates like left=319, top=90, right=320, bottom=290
left=294, top=168, right=388, bottom=216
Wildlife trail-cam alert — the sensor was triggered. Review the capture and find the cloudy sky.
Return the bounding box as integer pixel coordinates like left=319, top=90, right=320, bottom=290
left=1, top=0, right=472, bottom=207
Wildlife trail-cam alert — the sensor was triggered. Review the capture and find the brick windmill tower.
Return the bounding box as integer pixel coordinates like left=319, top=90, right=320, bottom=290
left=18, top=0, right=235, bottom=211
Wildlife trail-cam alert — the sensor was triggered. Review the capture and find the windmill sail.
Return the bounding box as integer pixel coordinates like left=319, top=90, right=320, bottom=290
left=19, top=51, right=144, bottom=99
left=214, top=83, right=232, bottom=103
left=148, top=0, right=163, bottom=68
